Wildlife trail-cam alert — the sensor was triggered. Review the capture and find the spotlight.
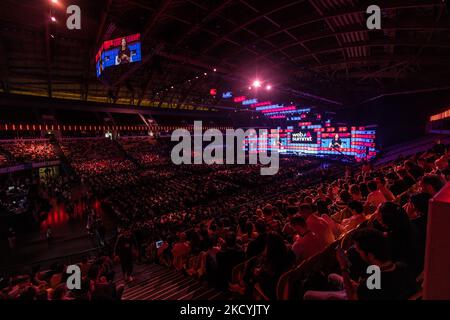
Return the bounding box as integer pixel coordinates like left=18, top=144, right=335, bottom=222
left=204, top=72, right=207, bottom=76
left=266, top=85, right=272, bottom=90
left=213, top=68, right=217, bottom=72
left=51, top=16, right=56, bottom=22
left=253, top=80, right=261, bottom=88
left=50, top=34, right=55, bottom=38
left=51, top=0, right=58, bottom=3
left=248, top=86, right=252, bottom=90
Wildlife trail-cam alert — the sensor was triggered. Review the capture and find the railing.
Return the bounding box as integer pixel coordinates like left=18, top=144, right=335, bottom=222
left=0, top=245, right=109, bottom=278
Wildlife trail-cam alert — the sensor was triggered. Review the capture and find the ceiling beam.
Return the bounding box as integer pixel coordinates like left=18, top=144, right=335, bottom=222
left=175, top=0, right=235, bottom=47
left=307, top=0, right=346, bottom=67
left=416, top=3, right=446, bottom=59
left=248, top=23, right=450, bottom=63
left=236, top=0, right=322, bottom=66
left=201, top=0, right=304, bottom=54
left=363, top=86, right=450, bottom=103
left=358, top=61, right=410, bottom=82
left=142, top=0, right=174, bottom=40
left=302, top=56, right=450, bottom=72
left=285, top=40, right=450, bottom=64
left=227, top=0, right=445, bottom=61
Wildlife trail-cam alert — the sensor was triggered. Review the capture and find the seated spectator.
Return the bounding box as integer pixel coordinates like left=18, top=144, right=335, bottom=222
left=300, top=203, right=335, bottom=245
left=403, top=192, right=431, bottom=220
left=236, top=216, right=248, bottom=239
left=215, top=232, right=245, bottom=291
left=304, top=228, right=417, bottom=300
left=246, top=219, right=267, bottom=259
left=205, top=237, right=221, bottom=287
left=375, top=202, right=419, bottom=274
left=291, top=215, right=329, bottom=261
left=386, top=172, right=408, bottom=196
left=172, top=232, right=191, bottom=270
left=331, top=190, right=353, bottom=222
left=340, top=201, right=366, bottom=233
left=406, top=192, right=432, bottom=272
left=49, top=264, right=65, bottom=289
left=52, top=283, right=69, bottom=300
left=420, top=174, right=446, bottom=197
left=365, top=180, right=387, bottom=211
left=70, top=277, right=90, bottom=300
left=404, top=160, right=424, bottom=180
left=359, top=182, right=369, bottom=199
left=349, top=184, right=362, bottom=201
left=262, top=204, right=279, bottom=231
left=282, top=206, right=299, bottom=239
left=396, top=168, right=416, bottom=189
left=252, top=232, right=295, bottom=300
left=315, top=200, right=330, bottom=216
left=240, top=221, right=257, bottom=244
left=375, top=176, right=395, bottom=202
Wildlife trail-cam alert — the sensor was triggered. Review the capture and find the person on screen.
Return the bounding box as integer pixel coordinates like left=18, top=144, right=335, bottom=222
left=117, top=38, right=131, bottom=65
left=329, top=134, right=342, bottom=149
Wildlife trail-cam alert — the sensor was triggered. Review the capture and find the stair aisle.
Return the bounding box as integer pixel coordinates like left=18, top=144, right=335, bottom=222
left=115, top=264, right=227, bottom=300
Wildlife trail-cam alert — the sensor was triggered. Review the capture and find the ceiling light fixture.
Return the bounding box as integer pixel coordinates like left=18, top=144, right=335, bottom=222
left=253, top=80, right=261, bottom=88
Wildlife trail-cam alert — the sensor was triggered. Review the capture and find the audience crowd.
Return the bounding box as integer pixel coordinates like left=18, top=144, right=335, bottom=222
left=0, top=135, right=448, bottom=300
left=0, top=139, right=59, bottom=165
left=118, top=137, right=169, bottom=167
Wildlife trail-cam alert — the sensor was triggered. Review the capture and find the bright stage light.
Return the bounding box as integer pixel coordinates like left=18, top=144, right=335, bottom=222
left=51, top=0, right=58, bottom=3
left=253, top=80, right=261, bottom=87
left=266, top=85, right=272, bottom=90
left=51, top=16, right=56, bottom=22
left=248, top=86, right=252, bottom=90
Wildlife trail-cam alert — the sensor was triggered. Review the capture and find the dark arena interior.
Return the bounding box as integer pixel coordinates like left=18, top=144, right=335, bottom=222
left=0, top=0, right=450, bottom=306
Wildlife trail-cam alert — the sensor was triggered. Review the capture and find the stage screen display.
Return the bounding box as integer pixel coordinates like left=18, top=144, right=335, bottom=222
left=320, top=132, right=351, bottom=154
left=244, top=125, right=377, bottom=162
left=96, top=33, right=142, bottom=77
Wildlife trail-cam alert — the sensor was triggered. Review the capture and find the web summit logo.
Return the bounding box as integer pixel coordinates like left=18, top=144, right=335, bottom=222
left=170, top=121, right=280, bottom=175
left=292, top=131, right=313, bottom=143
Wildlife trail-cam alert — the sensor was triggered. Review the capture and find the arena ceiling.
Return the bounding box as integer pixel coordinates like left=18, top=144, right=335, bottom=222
left=0, top=0, right=450, bottom=112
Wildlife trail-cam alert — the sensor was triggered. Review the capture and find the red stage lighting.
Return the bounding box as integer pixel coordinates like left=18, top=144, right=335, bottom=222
left=234, top=96, right=246, bottom=103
